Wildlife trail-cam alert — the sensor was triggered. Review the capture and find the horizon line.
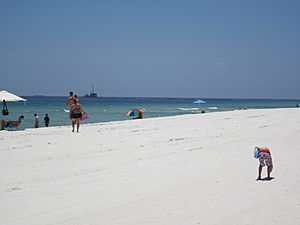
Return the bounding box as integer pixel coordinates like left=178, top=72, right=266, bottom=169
left=21, top=95, right=300, bottom=101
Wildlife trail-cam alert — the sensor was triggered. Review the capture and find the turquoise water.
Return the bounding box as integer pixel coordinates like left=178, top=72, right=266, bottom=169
left=1, top=96, right=299, bottom=129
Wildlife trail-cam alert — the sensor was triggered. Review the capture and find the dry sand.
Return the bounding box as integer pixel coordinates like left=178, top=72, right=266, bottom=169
left=0, top=108, right=299, bottom=225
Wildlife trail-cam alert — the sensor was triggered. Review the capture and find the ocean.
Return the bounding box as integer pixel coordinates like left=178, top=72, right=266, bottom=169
left=1, top=96, right=299, bottom=130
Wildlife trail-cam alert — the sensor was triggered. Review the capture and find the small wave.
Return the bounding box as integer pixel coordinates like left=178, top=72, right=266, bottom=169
left=178, top=108, right=199, bottom=111
left=208, top=107, right=218, bottom=110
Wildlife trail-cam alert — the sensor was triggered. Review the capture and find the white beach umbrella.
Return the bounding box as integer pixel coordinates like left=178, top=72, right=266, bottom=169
left=0, top=90, right=27, bottom=102
left=0, top=90, right=26, bottom=116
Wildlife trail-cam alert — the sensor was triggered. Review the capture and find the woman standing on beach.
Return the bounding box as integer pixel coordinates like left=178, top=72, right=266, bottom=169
left=70, top=99, right=84, bottom=133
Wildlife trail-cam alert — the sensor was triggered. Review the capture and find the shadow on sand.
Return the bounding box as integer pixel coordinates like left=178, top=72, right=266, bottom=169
left=257, top=177, right=275, bottom=182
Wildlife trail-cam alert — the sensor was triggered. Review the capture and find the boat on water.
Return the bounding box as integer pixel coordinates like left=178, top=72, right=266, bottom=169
left=83, top=84, right=98, bottom=98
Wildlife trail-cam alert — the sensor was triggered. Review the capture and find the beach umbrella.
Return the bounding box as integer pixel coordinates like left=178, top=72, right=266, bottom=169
left=193, top=99, right=207, bottom=104
left=0, top=90, right=27, bottom=116
left=126, top=109, right=145, bottom=117
left=193, top=99, right=207, bottom=111
left=0, top=90, right=27, bottom=102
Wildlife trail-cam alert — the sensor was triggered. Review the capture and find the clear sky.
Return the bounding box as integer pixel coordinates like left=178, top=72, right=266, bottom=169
left=0, top=0, right=299, bottom=99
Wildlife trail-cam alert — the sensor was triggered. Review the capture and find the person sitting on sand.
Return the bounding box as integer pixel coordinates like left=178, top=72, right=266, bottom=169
left=70, top=99, right=84, bottom=132
left=133, top=112, right=143, bottom=119
left=1, top=115, right=25, bottom=130
left=255, top=146, right=273, bottom=180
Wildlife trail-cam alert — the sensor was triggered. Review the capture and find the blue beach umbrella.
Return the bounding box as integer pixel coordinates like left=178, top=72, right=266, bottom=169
left=193, top=99, right=207, bottom=110
left=193, top=99, right=207, bottom=104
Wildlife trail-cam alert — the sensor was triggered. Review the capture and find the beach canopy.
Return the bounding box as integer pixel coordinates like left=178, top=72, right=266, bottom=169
left=193, top=99, right=207, bottom=104
left=1, top=90, right=26, bottom=116
left=126, top=109, right=145, bottom=117
left=0, top=90, right=27, bottom=102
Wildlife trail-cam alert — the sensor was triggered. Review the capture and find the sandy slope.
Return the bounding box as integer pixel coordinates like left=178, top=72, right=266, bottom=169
left=0, top=108, right=299, bottom=225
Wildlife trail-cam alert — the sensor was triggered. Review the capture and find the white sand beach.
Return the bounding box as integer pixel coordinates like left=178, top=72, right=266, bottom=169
left=0, top=108, right=299, bottom=225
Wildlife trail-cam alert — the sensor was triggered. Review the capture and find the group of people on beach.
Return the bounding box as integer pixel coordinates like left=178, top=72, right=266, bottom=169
left=65, top=91, right=274, bottom=181
left=1, top=113, right=50, bottom=130
left=33, top=113, right=50, bottom=128
left=1, top=91, right=277, bottom=181
left=67, top=91, right=84, bottom=133
left=1, top=91, right=84, bottom=132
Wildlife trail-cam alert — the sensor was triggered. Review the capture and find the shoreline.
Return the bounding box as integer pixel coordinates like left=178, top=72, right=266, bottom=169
left=0, top=108, right=299, bottom=225
left=30, top=107, right=300, bottom=131
left=2, top=107, right=298, bottom=132
left=2, top=96, right=299, bottom=130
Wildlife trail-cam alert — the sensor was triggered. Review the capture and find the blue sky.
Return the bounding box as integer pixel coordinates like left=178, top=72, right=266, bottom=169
left=0, top=0, right=299, bottom=98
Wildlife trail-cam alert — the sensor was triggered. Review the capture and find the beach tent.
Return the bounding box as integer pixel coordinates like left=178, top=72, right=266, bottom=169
left=0, top=90, right=27, bottom=115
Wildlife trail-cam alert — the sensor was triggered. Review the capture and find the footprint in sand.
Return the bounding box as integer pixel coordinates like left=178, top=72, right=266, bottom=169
left=6, top=186, right=22, bottom=192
